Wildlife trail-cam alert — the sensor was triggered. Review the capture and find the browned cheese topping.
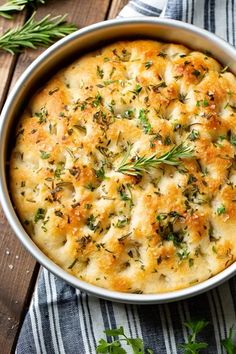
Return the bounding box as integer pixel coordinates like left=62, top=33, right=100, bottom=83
left=10, top=40, right=236, bottom=293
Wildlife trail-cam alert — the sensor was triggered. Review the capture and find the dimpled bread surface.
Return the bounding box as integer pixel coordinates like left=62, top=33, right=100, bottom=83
left=10, top=40, right=236, bottom=293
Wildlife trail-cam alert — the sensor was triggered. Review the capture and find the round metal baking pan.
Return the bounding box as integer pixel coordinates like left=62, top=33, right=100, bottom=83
left=0, top=18, right=236, bottom=304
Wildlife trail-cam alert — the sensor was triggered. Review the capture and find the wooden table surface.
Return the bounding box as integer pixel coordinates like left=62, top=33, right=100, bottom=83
left=0, top=0, right=128, bottom=352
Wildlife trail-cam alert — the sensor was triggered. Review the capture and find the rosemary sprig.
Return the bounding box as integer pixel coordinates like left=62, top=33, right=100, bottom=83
left=117, top=143, right=193, bottom=176
left=0, top=13, right=77, bottom=54
left=0, top=0, right=45, bottom=19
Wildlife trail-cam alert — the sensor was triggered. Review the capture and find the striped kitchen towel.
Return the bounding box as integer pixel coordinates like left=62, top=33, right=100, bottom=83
left=16, top=1, right=236, bottom=353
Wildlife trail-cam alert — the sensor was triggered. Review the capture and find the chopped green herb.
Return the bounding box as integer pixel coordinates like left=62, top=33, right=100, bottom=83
left=157, top=51, right=167, bottom=58
left=68, top=258, right=78, bottom=269
left=133, top=84, right=142, bottom=95
left=86, top=214, right=99, bottom=231
left=40, top=150, right=50, bottom=159
left=118, top=184, right=132, bottom=203
left=188, top=129, right=200, bottom=141
left=34, top=208, right=46, bottom=223
left=95, top=165, right=105, bottom=181
left=35, top=106, right=48, bottom=124
left=138, top=109, right=152, bottom=134
left=179, top=93, right=188, bottom=104
left=55, top=210, right=63, bottom=218
left=164, top=136, right=172, bottom=145
left=54, top=161, right=65, bottom=178
left=152, top=81, right=167, bottom=91
left=96, top=65, right=104, bottom=79
left=122, top=109, right=134, bottom=119
left=221, top=326, right=236, bottom=354
left=144, top=60, right=153, bottom=69
left=217, top=204, right=226, bottom=215
left=112, top=48, right=131, bottom=62
left=115, top=217, right=129, bottom=228
left=85, top=183, right=96, bottom=191
left=177, top=248, right=190, bottom=260
left=73, top=124, right=87, bottom=134
left=93, top=93, right=102, bottom=107
left=196, top=99, right=209, bottom=107
left=49, top=88, right=59, bottom=95
left=192, top=69, right=201, bottom=77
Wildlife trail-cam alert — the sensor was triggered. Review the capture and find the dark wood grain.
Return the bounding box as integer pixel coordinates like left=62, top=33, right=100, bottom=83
left=0, top=1, right=111, bottom=353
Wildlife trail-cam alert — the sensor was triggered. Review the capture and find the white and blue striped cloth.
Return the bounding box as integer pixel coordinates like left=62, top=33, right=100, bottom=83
left=16, top=1, right=236, bottom=353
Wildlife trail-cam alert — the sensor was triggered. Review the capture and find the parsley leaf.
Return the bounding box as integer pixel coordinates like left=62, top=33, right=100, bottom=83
left=180, top=320, right=209, bottom=354
left=221, top=326, right=236, bottom=354
left=96, top=326, right=147, bottom=354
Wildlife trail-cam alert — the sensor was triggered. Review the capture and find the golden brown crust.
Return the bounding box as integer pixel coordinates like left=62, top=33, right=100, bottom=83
left=10, top=40, right=236, bottom=293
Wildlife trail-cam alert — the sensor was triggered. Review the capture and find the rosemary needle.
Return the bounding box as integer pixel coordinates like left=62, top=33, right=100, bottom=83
left=117, top=143, right=194, bottom=176
left=0, top=0, right=45, bottom=19
left=0, top=13, right=77, bottom=54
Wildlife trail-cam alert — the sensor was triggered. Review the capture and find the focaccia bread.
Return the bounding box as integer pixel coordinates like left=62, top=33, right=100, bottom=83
left=10, top=40, right=236, bottom=293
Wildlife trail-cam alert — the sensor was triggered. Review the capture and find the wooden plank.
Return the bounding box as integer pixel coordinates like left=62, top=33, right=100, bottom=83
left=108, top=0, right=129, bottom=19
left=0, top=2, right=27, bottom=110
left=0, top=1, right=111, bottom=353
left=10, top=0, right=112, bottom=87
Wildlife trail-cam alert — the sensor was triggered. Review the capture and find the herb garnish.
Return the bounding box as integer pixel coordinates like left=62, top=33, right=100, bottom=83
left=0, top=0, right=45, bottom=19
left=188, top=129, right=200, bottom=141
left=96, top=326, right=147, bottom=354
left=93, top=93, right=102, bottom=107
left=217, top=204, right=226, bottom=215
left=117, top=143, right=193, bottom=176
left=96, top=65, right=104, bottom=79
left=0, top=13, right=77, bottom=54
left=118, top=184, right=133, bottom=206
left=192, top=69, right=201, bottom=77
left=196, top=99, right=209, bottom=107
left=96, top=320, right=235, bottom=354
left=180, top=320, right=209, bottom=353
left=145, top=61, right=153, bottom=69
left=133, top=84, right=142, bottom=95
left=138, top=109, right=152, bottom=134
left=35, top=106, right=48, bottom=124
left=221, top=326, right=236, bottom=354
left=34, top=208, right=46, bottom=223
left=86, top=214, right=99, bottom=231
left=40, top=150, right=50, bottom=159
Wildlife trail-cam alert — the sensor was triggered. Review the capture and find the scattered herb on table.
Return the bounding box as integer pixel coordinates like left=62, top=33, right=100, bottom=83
left=180, top=320, right=209, bottom=354
left=0, top=0, right=45, bottom=19
left=0, top=13, right=77, bottom=54
left=96, top=326, right=149, bottom=354
left=96, top=319, right=235, bottom=354
left=221, top=326, right=236, bottom=354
